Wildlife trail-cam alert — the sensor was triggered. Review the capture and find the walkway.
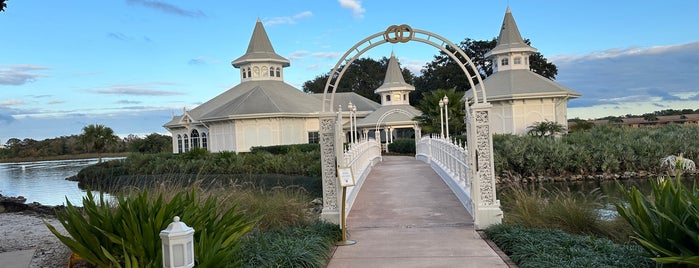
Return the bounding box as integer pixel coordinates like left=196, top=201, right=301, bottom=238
left=327, top=156, right=508, bottom=268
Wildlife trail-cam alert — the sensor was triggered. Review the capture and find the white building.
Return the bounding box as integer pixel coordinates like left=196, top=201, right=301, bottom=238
left=469, top=7, right=581, bottom=135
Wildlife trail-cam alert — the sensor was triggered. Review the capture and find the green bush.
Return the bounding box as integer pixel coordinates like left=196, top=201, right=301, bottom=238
left=46, top=189, right=255, bottom=267
left=387, top=138, right=415, bottom=154
left=616, top=173, right=699, bottom=266
left=484, top=224, right=653, bottom=268
left=250, top=143, right=320, bottom=154
left=236, top=222, right=341, bottom=268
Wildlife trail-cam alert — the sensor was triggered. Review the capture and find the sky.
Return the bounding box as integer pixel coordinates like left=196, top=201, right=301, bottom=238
left=1, top=0, right=698, bottom=143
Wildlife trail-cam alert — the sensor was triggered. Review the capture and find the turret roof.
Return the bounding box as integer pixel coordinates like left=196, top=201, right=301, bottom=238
left=231, top=18, right=290, bottom=67
left=485, top=6, right=537, bottom=58
left=375, top=52, right=414, bottom=94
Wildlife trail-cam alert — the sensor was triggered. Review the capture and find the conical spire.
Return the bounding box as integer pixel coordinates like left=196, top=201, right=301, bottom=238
left=375, top=52, right=414, bottom=94
left=231, top=19, right=290, bottom=67
left=486, top=7, right=537, bottom=58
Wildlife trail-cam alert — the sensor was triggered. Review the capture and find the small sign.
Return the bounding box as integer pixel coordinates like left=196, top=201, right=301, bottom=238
left=337, top=167, right=355, bottom=187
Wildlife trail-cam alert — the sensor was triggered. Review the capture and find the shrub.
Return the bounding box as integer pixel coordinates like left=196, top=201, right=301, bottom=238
left=46, top=189, right=255, bottom=267
left=484, top=224, right=653, bottom=268
left=616, top=173, right=699, bottom=266
left=236, top=222, right=340, bottom=268
left=387, top=138, right=415, bottom=154
left=250, top=143, right=320, bottom=154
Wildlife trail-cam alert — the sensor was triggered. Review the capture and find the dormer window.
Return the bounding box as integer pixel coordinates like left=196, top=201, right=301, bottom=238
left=501, top=58, right=509, bottom=66
left=242, top=69, right=246, bottom=78
left=275, top=67, right=281, bottom=77
left=269, top=66, right=274, bottom=76
left=514, top=57, right=521, bottom=64
left=247, top=67, right=251, bottom=78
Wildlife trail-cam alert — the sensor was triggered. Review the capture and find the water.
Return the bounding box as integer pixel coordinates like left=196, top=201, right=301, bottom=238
left=0, top=158, right=119, bottom=206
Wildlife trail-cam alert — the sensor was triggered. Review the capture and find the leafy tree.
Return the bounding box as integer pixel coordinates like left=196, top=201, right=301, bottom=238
left=527, top=120, right=565, bottom=138
left=568, top=118, right=594, bottom=132
left=413, top=88, right=465, bottom=137
left=80, top=124, right=118, bottom=163
left=0, top=0, right=7, bottom=12
left=302, top=57, right=415, bottom=103
left=130, top=133, right=172, bottom=153
left=413, top=38, right=558, bottom=105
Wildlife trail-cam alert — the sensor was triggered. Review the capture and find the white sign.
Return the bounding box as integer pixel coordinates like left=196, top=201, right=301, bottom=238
left=337, top=167, right=355, bottom=187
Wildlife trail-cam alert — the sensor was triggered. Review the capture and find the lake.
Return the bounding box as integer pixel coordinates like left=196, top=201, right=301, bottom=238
left=0, top=158, right=119, bottom=206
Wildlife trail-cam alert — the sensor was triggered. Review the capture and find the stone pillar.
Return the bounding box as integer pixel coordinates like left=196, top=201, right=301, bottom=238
left=319, top=112, right=340, bottom=224
left=469, top=103, right=503, bottom=229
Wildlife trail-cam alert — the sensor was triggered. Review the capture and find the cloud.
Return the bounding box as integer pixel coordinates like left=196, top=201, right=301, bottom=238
left=125, top=0, right=205, bottom=18
left=338, top=0, right=365, bottom=19
left=107, top=32, right=130, bottom=41
left=397, top=57, right=427, bottom=75
left=116, top=100, right=142, bottom=104
left=553, top=41, right=699, bottom=110
left=306, top=64, right=321, bottom=70
left=0, top=99, right=26, bottom=106
left=47, top=100, right=65, bottom=105
left=288, top=50, right=309, bottom=61
left=311, top=52, right=341, bottom=59
left=264, top=11, right=313, bottom=26
left=188, top=56, right=219, bottom=65
left=0, top=64, right=50, bottom=86
left=87, top=83, right=184, bottom=96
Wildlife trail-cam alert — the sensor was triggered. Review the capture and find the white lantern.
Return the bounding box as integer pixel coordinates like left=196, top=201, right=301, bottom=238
left=160, top=216, right=195, bottom=268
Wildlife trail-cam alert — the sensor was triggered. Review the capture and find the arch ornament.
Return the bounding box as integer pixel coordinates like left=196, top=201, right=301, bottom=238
left=319, top=25, right=500, bottom=227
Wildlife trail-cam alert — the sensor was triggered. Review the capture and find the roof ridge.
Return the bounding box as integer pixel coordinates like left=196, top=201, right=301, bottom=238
left=257, top=86, right=283, bottom=112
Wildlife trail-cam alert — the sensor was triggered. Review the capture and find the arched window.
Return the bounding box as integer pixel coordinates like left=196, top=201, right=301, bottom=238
left=514, top=57, right=521, bottom=64
left=275, top=67, right=280, bottom=77
left=183, top=134, right=189, bottom=152
left=201, top=133, right=208, bottom=150
left=501, top=58, right=509, bottom=66
left=269, top=66, right=275, bottom=76
left=247, top=67, right=251, bottom=78
left=177, top=135, right=183, bottom=153
left=386, top=95, right=391, bottom=101
left=242, top=69, right=246, bottom=78
left=191, top=129, right=200, bottom=149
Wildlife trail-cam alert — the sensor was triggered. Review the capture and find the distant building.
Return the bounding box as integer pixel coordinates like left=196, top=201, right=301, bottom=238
left=587, top=114, right=699, bottom=128
left=164, top=19, right=419, bottom=153
left=469, top=7, right=581, bottom=135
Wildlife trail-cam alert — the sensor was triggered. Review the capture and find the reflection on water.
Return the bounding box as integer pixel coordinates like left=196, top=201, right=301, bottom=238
left=0, top=158, right=119, bottom=206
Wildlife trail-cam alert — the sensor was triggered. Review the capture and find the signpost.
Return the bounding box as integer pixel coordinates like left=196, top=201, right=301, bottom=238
left=337, top=167, right=356, bottom=246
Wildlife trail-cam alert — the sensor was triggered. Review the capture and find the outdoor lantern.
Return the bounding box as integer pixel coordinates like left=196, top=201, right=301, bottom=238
left=160, top=216, right=195, bottom=268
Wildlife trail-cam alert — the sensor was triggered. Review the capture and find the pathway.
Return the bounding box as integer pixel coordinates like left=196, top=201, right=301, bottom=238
left=327, top=156, right=509, bottom=267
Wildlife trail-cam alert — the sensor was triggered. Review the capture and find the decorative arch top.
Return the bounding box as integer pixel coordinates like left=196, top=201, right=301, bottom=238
left=321, top=24, right=488, bottom=112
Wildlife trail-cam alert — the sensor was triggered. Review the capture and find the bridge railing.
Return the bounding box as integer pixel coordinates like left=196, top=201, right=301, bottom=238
left=340, top=138, right=382, bottom=215
left=416, top=135, right=473, bottom=216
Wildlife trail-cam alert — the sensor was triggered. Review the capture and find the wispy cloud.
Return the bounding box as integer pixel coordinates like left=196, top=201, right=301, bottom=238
left=553, top=41, right=699, bottom=116
left=398, top=57, right=428, bottom=75
left=107, top=32, right=131, bottom=41
left=125, top=0, right=205, bottom=18
left=338, top=0, right=365, bottom=19
left=0, top=99, right=26, bottom=106
left=0, top=64, right=50, bottom=86
left=116, top=100, right=142, bottom=104
left=288, top=50, right=309, bottom=61
left=188, top=56, right=219, bottom=65
left=264, top=11, right=313, bottom=26
left=87, top=83, right=184, bottom=96
left=312, top=52, right=341, bottom=59
left=47, top=100, right=65, bottom=105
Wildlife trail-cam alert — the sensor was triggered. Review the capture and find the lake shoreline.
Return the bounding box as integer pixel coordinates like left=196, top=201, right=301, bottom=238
left=0, top=152, right=130, bottom=163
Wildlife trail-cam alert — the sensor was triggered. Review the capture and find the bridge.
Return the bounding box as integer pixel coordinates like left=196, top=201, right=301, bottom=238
left=325, top=139, right=508, bottom=267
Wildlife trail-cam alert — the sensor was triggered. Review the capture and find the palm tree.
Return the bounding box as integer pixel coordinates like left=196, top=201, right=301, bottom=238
left=527, top=120, right=565, bottom=138
left=80, top=124, right=118, bottom=163
left=413, top=88, right=465, bottom=137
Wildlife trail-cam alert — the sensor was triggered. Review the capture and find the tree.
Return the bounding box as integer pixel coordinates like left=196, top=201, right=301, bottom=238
left=129, top=133, right=172, bottom=153
left=302, top=57, right=415, bottom=103
left=527, top=120, right=565, bottom=138
left=413, top=88, right=465, bottom=137
left=0, top=0, right=7, bottom=12
left=80, top=124, right=118, bottom=163
left=568, top=118, right=594, bottom=132
left=413, top=38, right=558, bottom=105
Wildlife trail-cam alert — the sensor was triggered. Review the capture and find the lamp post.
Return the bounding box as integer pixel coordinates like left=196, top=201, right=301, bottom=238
left=352, top=103, right=357, bottom=143
left=438, top=99, right=444, bottom=139
left=347, top=102, right=355, bottom=144
left=442, top=95, right=449, bottom=140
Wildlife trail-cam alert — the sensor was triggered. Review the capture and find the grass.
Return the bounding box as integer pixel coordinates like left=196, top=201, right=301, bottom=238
left=484, top=224, right=653, bottom=268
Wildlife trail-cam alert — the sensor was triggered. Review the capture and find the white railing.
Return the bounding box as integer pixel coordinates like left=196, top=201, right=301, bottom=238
left=341, top=138, right=382, bottom=215
left=416, top=135, right=473, bottom=216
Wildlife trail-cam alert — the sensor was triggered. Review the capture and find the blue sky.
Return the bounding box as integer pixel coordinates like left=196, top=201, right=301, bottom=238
left=1, top=0, right=698, bottom=142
